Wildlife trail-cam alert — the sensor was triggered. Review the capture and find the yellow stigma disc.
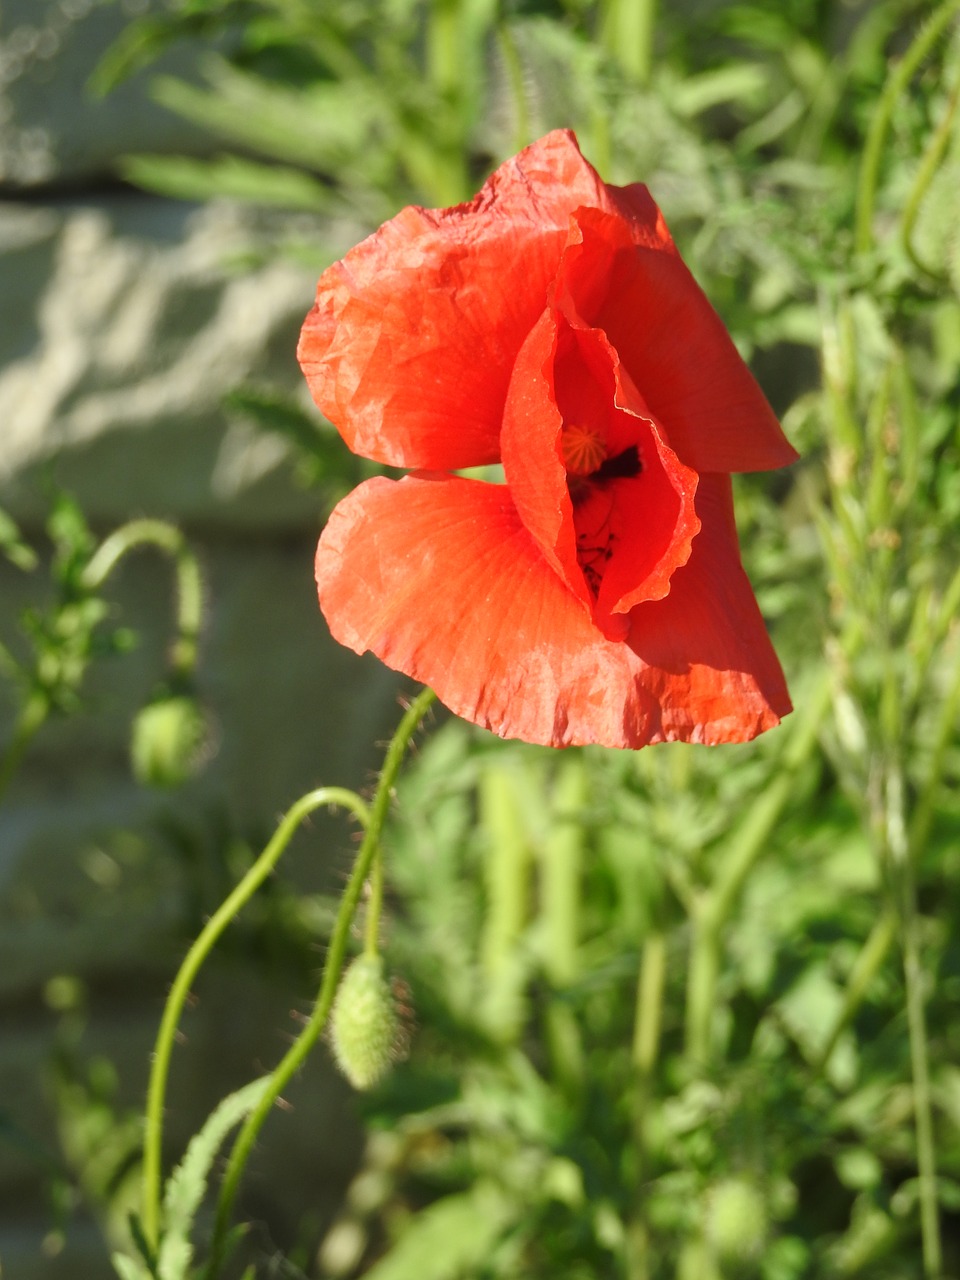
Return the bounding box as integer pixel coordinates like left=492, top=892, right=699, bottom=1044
left=560, top=423, right=606, bottom=476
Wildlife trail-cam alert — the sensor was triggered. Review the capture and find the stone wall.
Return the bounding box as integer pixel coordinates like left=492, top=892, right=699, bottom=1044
left=1, top=4, right=402, bottom=1274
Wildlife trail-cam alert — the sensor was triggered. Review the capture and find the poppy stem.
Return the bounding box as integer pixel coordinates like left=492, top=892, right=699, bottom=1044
left=626, top=878, right=668, bottom=1279
left=896, top=852, right=942, bottom=1277
left=541, top=759, right=587, bottom=1092
left=901, top=79, right=960, bottom=281
left=875, top=754, right=943, bottom=1276
left=685, top=671, right=832, bottom=1063
left=855, top=0, right=960, bottom=257
left=202, top=686, right=437, bottom=1280
left=479, top=762, right=534, bottom=1041
left=364, top=847, right=385, bottom=959
left=601, top=0, right=658, bottom=86
left=0, top=691, right=48, bottom=807
left=140, top=786, right=371, bottom=1255
left=815, top=908, right=896, bottom=1077
left=82, top=517, right=204, bottom=684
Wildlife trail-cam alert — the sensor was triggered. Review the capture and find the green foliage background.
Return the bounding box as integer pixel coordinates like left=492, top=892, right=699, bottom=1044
left=3, top=0, right=960, bottom=1276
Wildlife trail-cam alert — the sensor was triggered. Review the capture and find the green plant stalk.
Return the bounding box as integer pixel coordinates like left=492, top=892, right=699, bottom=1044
left=902, top=81, right=960, bottom=279
left=865, top=367, right=893, bottom=532
left=892, top=348, right=922, bottom=518
left=627, top=926, right=665, bottom=1274
left=685, top=672, right=832, bottom=1062
left=874, top=748, right=942, bottom=1274
left=899, top=853, right=942, bottom=1277
left=364, top=847, right=385, bottom=959
left=83, top=518, right=204, bottom=681
left=632, top=930, right=666, bottom=1078
left=542, top=759, right=586, bottom=988
left=427, top=0, right=459, bottom=99
left=0, top=690, right=49, bottom=806
left=541, top=759, right=587, bottom=1090
left=496, top=22, right=531, bottom=156
left=910, top=635, right=960, bottom=856
left=141, top=785, right=370, bottom=1252
left=630, top=925, right=667, bottom=1271
left=855, top=0, right=960, bottom=255
left=479, top=764, right=532, bottom=1040
left=419, top=0, right=470, bottom=205
left=602, top=0, right=658, bottom=84
left=816, top=908, right=897, bottom=1074
left=204, top=686, right=437, bottom=1278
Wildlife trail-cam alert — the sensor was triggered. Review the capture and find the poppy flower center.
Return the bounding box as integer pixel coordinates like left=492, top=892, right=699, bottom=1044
left=565, top=438, right=645, bottom=604
left=560, top=423, right=607, bottom=475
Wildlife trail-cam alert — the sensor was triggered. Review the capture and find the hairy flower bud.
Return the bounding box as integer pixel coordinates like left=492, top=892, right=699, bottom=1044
left=131, top=690, right=206, bottom=788
left=330, top=956, right=404, bottom=1091
left=705, top=1177, right=768, bottom=1270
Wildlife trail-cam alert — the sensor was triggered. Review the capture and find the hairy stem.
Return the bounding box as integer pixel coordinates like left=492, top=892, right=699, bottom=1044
left=685, top=673, right=831, bottom=1062
left=141, top=786, right=369, bottom=1252
left=204, top=687, right=437, bottom=1278
left=83, top=518, right=204, bottom=681
left=855, top=0, right=960, bottom=255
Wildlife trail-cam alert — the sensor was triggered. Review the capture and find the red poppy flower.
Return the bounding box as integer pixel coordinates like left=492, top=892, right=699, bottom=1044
left=299, top=130, right=796, bottom=749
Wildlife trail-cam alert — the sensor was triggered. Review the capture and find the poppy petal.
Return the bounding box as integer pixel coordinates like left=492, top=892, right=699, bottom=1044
left=501, top=307, right=700, bottom=634
left=298, top=130, right=626, bottom=471
left=557, top=208, right=799, bottom=474
left=315, top=474, right=788, bottom=748
left=626, top=474, right=792, bottom=741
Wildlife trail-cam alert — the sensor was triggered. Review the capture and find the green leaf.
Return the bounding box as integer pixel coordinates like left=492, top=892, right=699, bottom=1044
left=668, top=63, right=771, bottom=117
left=363, top=1181, right=517, bottom=1280
left=0, top=507, right=38, bottom=571
left=119, top=154, right=334, bottom=211
left=150, top=58, right=385, bottom=173
left=112, top=1252, right=153, bottom=1280
left=157, top=1077, right=270, bottom=1280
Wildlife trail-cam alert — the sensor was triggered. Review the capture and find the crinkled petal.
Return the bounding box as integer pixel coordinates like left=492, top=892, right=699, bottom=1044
left=556, top=207, right=798, bottom=474
left=315, top=474, right=789, bottom=748
left=298, top=130, right=630, bottom=471
left=626, top=474, right=792, bottom=741
left=500, top=307, right=700, bottom=632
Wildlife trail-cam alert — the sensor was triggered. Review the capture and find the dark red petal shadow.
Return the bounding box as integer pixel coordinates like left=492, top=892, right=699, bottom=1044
left=557, top=208, right=799, bottom=474
left=315, top=475, right=790, bottom=748
left=501, top=307, right=700, bottom=636
left=299, top=131, right=667, bottom=472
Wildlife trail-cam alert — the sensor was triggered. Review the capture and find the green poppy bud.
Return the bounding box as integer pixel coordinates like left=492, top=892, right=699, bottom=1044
left=330, top=955, right=403, bottom=1091
left=705, top=1177, right=768, bottom=1270
left=131, top=691, right=206, bottom=788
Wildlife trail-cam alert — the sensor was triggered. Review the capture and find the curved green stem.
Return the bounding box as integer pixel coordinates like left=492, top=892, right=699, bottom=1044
left=816, top=908, right=897, bottom=1075
left=141, top=785, right=370, bottom=1252
left=855, top=0, right=960, bottom=256
left=602, top=0, right=657, bottom=84
left=902, top=80, right=960, bottom=279
left=0, top=691, right=49, bottom=807
left=364, top=848, right=385, bottom=959
left=496, top=22, right=531, bottom=156
left=685, top=672, right=832, bottom=1063
left=633, top=930, right=666, bottom=1078
left=83, top=518, right=203, bottom=680
left=910, top=636, right=960, bottom=857
left=898, top=853, right=941, bottom=1277
left=204, top=687, right=437, bottom=1279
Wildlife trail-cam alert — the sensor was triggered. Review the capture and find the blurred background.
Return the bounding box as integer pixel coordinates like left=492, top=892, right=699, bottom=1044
left=1, top=1, right=959, bottom=1278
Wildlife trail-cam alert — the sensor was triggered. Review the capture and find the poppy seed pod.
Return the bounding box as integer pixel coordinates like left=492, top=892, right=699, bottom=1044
left=130, top=691, right=205, bottom=788
left=330, top=956, right=403, bottom=1091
